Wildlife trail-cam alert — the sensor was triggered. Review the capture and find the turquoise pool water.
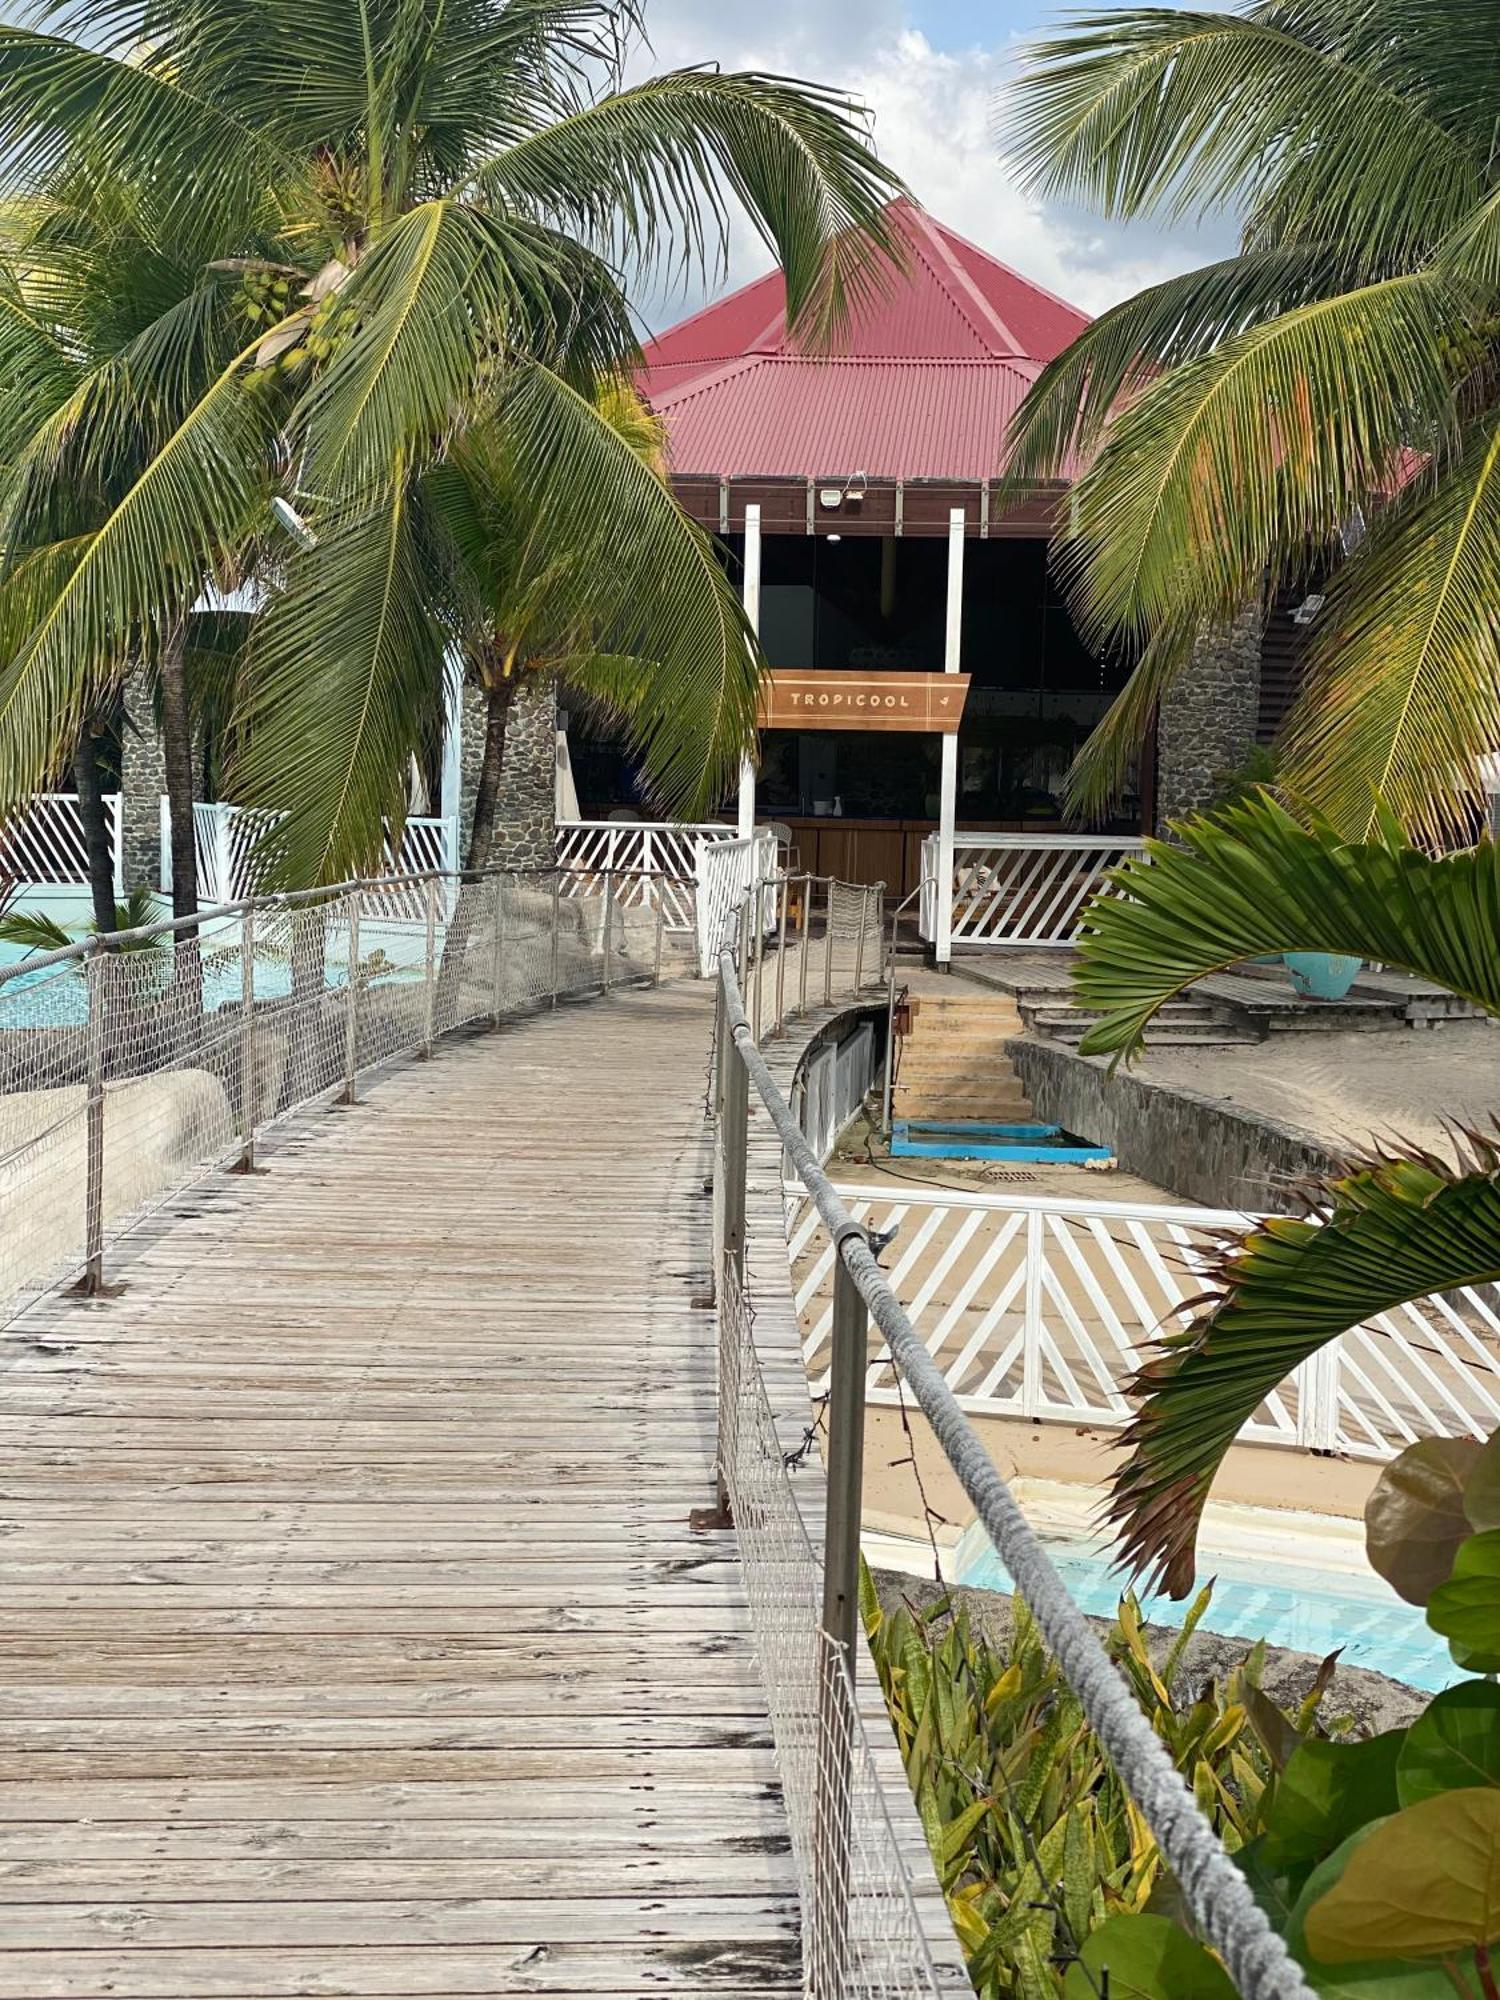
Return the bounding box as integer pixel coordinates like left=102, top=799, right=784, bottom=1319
left=957, top=1531, right=1458, bottom=1693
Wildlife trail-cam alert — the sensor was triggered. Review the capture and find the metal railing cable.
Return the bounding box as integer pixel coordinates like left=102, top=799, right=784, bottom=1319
left=1, top=861, right=689, bottom=1329
left=715, top=922, right=1318, bottom=2000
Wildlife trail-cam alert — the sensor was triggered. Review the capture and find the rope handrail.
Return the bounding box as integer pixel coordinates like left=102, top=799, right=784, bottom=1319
left=716, top=929, right=1317, bottom=2000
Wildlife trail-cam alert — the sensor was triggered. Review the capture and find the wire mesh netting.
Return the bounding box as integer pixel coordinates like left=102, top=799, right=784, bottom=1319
left=0, top=867, right=669, bottom=1328
left=718, top=1249, right=945, bottom=2000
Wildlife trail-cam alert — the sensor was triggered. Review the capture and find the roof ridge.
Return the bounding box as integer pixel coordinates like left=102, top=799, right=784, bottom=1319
left=900, top=203, right=1023, bottom=356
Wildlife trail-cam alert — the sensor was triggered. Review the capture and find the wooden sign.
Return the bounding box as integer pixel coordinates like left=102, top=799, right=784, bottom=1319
left=757, top=670, right=971, bottom=733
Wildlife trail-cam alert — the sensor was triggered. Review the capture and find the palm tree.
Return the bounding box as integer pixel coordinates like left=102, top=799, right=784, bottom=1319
left=1002, top=0, right=1500, bottom=842
left=0, top=0, right=904, bottom=888
left=1065, top=791, right=1500, bottom=1595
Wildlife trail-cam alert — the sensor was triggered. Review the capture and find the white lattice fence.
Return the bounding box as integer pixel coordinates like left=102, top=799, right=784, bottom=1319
left=556, top=820, right=735, bottom=935
left=2, top=794, right=123, bottom=893
left=694, top=830, right=780, bottom=976
left=919, top=832, right=1148, bottom=948
left=787, top=1184, right=1500, bottom=1461
left=167, top=803, right=456, bottom=905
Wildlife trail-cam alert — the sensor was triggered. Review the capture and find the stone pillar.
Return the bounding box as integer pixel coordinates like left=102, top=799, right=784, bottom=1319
left=117, top=667, right=166, bottom=893
left=494, top=675, right=559, bottom=870
left=459, top=674, right=559, bottom=872
left=457, top=680, right=488, bottom=867
left=1155, top=604, right=1263, bottom=829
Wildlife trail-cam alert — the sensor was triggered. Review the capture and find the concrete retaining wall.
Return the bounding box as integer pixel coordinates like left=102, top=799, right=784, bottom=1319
left=1008, top=1036, right=1343, bottom=1212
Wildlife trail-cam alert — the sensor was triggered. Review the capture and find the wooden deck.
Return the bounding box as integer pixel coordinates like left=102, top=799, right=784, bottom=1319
left=0, top=983, right=801, bottom=1998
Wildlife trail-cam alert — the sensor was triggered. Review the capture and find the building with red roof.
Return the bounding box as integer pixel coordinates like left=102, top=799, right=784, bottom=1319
left=574, top=201, right=1150, bottom=916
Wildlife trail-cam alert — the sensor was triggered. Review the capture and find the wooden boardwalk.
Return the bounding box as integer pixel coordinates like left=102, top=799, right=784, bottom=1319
left=0, top=983, right=801, bottom=1998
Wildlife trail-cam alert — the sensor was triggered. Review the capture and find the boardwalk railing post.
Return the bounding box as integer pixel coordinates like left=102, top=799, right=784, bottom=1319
left=813, top=1247, right=868, bottom=1991
left=797, top=873, right=811, bottom=1016
left=550, top=871, right=561, bottom=1009
left=602, top=869, right=615, bottom=995
left=652, top=888, right=666, bottom=987
left=824, top=877, right=835, bottom=1006
left=423, top=874, right=438, bottom=1057
left=342, top=885, right=361, bottom=1105
left=715, top=964, right=749, bottom=1526
left=773, top=876, right=789, bottom=1033
left=239, top=907, right=257, bottom=1170
left=82, top=940, right=105, bottom=1292
left=490, top=871, right=505, bottom=1028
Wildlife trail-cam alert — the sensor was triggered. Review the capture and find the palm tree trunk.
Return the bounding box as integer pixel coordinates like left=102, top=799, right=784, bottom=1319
left=159, top=619, right=198, bottom=926
left=464, top=673, right=515, bottom=872
left=72, top=724, right=117, bottom=936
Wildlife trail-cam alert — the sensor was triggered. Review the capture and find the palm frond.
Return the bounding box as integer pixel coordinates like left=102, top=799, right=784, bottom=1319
left=473, top=68, right=906, bottom=340
left=498, top=362, right=759, bottom=815
left=1109, top=1134, right=1500, bottom=1596
left=1058, top=612, right=1201, bottom=822
left=1280, top=416, right=1500, bottom=844
left=0, top=324, right=278, bottom=812
left=1004, top=8, right=1480, bottom=265
left=232, top=472, right=447, bottom=888
left=0, top=27, right=283, bottom=232
left=1055, top=273, right=1466, bottom=650
left=1073, top=793, right=1500, bottom=1062
left=295, top=202, right=637, bottom=494
left=1000, top=245, right=1349, bottom=494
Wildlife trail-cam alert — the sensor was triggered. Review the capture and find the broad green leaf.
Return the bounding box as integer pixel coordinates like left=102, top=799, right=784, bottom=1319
left=1305, top=1791, right=1500, bottom=1963
left=1286, top=1828, right=1468, bottom=1999
left=1366, top=1437, right=1485, bottom=1606
left=1264, top=1733, right=1405, bottom=1873
left=1398, top=1682, right=1500, bottom=1806
left=1060, top=1912, right=1238, bottom=1999
left=1427, top=1531, right=1500, bottom=1665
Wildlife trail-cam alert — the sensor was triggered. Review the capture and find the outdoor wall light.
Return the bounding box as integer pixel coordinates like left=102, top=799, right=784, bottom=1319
left=1292, top=592, right=1326, bottom=625
left=818, top=486, right=844, bottom=509
left=271, top=495, right=319, bottom=551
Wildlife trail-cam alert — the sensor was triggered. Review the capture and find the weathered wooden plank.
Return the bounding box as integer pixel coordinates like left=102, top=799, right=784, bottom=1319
left=0, top=985, right=803, bottom=1997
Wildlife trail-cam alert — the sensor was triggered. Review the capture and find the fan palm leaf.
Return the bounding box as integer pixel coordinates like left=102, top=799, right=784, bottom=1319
left=1072, top=792, right=1500, bottom=1062
left=1109, top=1137, right=1500, bottom=1597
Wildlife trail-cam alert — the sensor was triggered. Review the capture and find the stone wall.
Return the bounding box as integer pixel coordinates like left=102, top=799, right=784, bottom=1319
left=458, top=675, right=558, bottom=873
left=1008, top=1036, right=1342, bottom=1212
left=117, top=667, right=166, bottom=894
left=1155, top=604, right=1264, bottom=828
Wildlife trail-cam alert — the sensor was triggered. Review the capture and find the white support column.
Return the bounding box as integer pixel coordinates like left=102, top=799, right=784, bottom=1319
left=439, top=648, right=463, bottom=868
left=936, top=508, right=965, bottom=966
left=737, top=503, right=761, bottom=840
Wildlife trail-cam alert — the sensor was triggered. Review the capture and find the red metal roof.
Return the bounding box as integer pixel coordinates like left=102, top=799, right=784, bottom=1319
left=639, top=199, right=1089, bottom=483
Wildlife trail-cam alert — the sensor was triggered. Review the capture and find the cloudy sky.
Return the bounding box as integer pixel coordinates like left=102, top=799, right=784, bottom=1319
left=635, top=0, right=1234, bottom=333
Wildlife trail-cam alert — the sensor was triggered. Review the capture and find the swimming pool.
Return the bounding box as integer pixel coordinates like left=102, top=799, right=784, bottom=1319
left=954, top=1514, right=1458, bottom=1693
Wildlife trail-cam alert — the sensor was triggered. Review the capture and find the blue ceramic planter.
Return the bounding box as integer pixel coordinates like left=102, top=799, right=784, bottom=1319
left=1283, top=952, right=1362, bottom=1001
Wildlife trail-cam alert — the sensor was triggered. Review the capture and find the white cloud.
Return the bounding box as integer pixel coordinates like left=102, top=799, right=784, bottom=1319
left=631, top=9, right=1228, bottom=327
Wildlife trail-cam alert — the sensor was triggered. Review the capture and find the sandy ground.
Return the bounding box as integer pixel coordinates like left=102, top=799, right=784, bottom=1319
left=1139, top=1020, right=1499, bottom=1158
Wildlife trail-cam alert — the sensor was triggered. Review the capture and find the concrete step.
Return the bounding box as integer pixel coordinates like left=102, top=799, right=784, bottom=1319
left=894, top=1091, right=1035, bottom=1116
left=1027, top=1009, right=1258, bottom=1049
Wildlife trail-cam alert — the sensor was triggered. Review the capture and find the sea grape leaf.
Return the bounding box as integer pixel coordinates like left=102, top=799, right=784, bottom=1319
left=1364, top=1437, right=1483, bottom=1605
left=1060, top=1912, right=1238, bottom=1999
left=1304, top=1790, right=1500, bottom=1963
left=1463, top=1431, right=1500, bottom=1533
left=1287, top=1829, right=1473, bottom=1998
left=1426, top=1529, right=1500, bottom=1663
left=1264, top=1732, right=1405, bottom=1872
left=1397, top=1681, right=1500, bottom=1806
